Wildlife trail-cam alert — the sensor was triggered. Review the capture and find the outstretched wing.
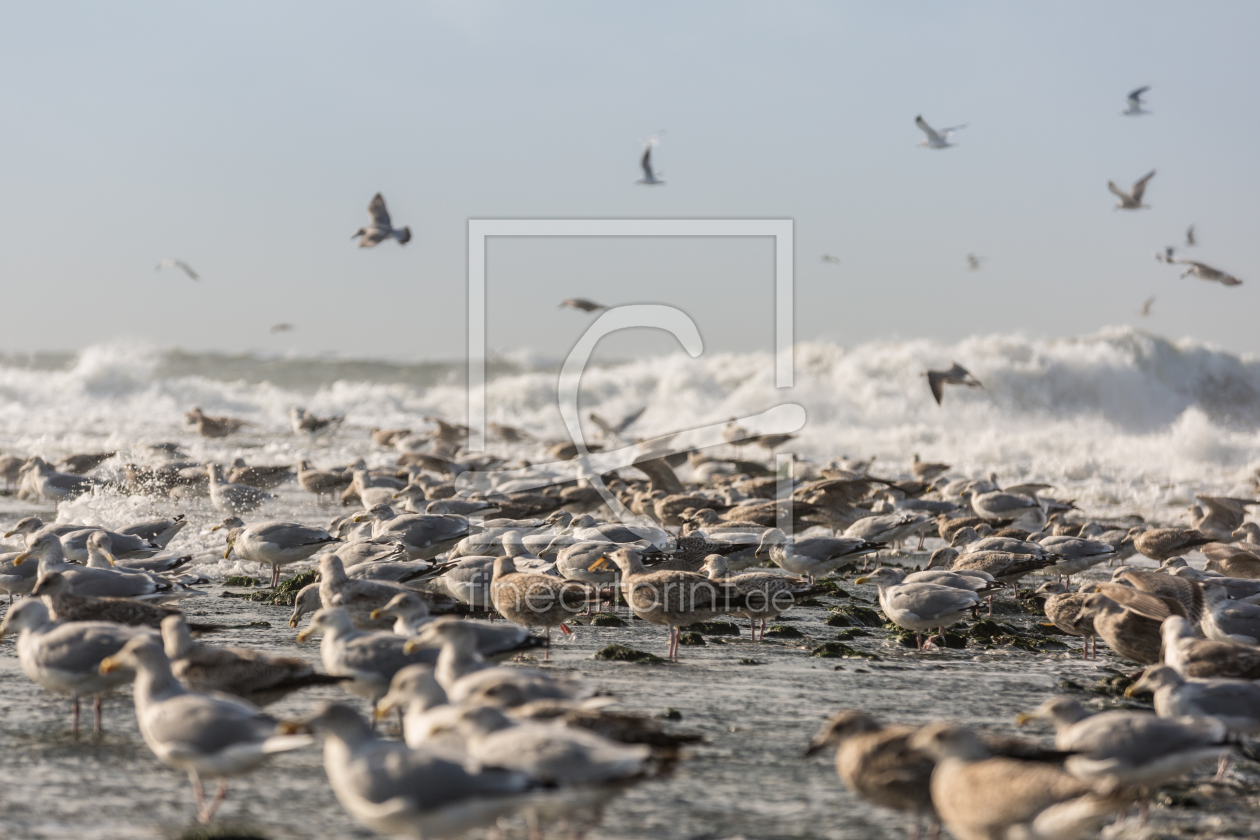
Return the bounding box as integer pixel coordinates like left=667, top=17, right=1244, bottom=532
left=614, top=406, right=646, bottom=433
left=926, top=371, right=946, bottom=405
left=1131, top=170, right=1156, bottom=203
left=1107, top=181, right=1130, bottom=201
left=939, top=123, right=968, bottom=137
left=1127, top=85, right=1150, bottom=103
left=367, top=193, right=392, bottom=227
left=175, top=260, right=199, bottom=281
left=1140, top=296, right=1155, bottom=316
left=915, top=115, right=943, bottom=143
left=640, top=147, right=654, bottom=179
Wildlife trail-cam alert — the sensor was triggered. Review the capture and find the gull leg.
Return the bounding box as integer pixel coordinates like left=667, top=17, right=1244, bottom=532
left=1215, top=753, right=1231, bottom=780
left=94, top=695, right=103, bottom=733
left=544, top=626, right=551, bottom=661
left=198, top=778, right=228, bottom=823
left=71, top=697, right=80, bottom=736
left=191, top=772, right=206, bottom=817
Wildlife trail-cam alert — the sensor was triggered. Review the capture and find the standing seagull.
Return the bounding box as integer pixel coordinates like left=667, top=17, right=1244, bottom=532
left=635, top=136, right=665, bottom=185
left=1108, top=170, right=1156, bottom=210
left=156, top=259, right=199, bottom=281
left=1175, top=260, right=1243, bottom=287
left=351, top=193, right=411, bottom=248
left=1186, top=225, right=1197, bottom=247
left=1123, top=85, right=1151, bottom=115
left=966, top=254, right=984, bottom=271
left=1139, top=296, right=1156, bottom=317
left=923, top=363, right=983, bottom=406
left=915, top=115, right=966, bottom=149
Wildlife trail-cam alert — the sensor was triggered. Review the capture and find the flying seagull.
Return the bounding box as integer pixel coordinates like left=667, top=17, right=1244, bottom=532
left=635, top=135, right=665, bottom=185
left=1108, top=170, right=1155, bottom=210
left=1123, top=86, right=1151, bottom=116
left=966, top=254, right=984, bottom=271
left=923, top=362, right=983, bottom=405
left=560, top=298, right=607, bottom=313
left=156, top=259, right=199, bottom=281
left=1156, top=246, right=1176, bottom=263
left=1175, top=260, right=1243, bottom=287
left=1140, top=296, right=1155, bottom=317
left=1186, top=225, right=1197, bottom=247
left=589, top=406, right=646, bottom=438
left=821, top=254, right=841, bottom=264
left=351, top=193, right=411, bottom=248
left=915, top=115, right=966, bottom=149
left=270, top=323, right=295, bottom=333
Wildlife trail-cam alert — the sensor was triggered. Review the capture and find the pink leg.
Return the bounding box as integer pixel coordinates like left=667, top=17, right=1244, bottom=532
left=191, top=773, right=205, bottom=816
left=198, top=779, right=228, bottom=823
left=544, top=626, right=551, bottom=661
left=94, top=695, right=103, bottom=733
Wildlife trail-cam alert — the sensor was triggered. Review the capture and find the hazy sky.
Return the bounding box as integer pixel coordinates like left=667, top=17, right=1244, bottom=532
left=2, top=1, right=1257, bottom=363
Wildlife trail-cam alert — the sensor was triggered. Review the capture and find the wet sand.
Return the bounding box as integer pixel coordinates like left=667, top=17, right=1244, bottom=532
left=3, top=529, right=1259, bottom=839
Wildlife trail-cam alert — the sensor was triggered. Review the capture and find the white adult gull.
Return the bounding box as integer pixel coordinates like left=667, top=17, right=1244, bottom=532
left=855, top=566, right=981, bottom=649
left=1108, top=170, right=1155, bottom=210
left=915, top=115, right=966, bottom=149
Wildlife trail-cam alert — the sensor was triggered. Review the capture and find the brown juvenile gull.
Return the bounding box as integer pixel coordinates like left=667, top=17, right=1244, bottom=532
left=99, top=637, right=313, bottom=823
left=1188, top=495, right=1257, bottom=539
left=156, top=258, right=199, bottom=280
left=1175, top=259, right=1243, bottom=287
left=855, top=567, right=980, bottom=649
left=560, top=298, right=607, bottom=313
left=297, top=459, right=353, bottom=502
left=592, top=548, right=747, bottom=660
left=1133, top=527, right=1212, bottom=562
left=1036, top=581, right=1097, bottom=659
left=1202, top=544, right=1260, bottom=579
left=1108, top=169, right=1155, bottom=209
left=1110, top=567, right=1204, bottom=624
left=701, top=554, right=815, bottom=641
left=0, top=599, right=154, bottom=734
left=806, top=711, right=937, bottom=838
left=1077, top=584, right=1181, bottom=664
left=32, top=572, right=222, bottom=632
left=162, top=615, right=346, bottom=706
left=185, top=407, right=246, bottom=438
left=490, top=554, right=592, bottom=656
left=911, top=454, right=950, bottom=481
left=227, top=458, right=292, bottom=490
left=922, top=362, right=982, bottom=405
left=911, top=722, right=1123, bottom=840
left=290, top=406, right=345, bottom=437
left=351, top=192, right=411, bottom=247
left=1161, top=615, right=1260, bottom=680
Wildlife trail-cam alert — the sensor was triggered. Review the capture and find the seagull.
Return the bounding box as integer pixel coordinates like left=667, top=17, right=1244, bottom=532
left=1186, top=224, right=1197, bottom=247
left=1108, top=170, right=1155, bottom=210
left=1175, top=260, right=1243, bottom=287
left=1123, top=85, right=1151, bottom=116
left=351, top=193, right=411, bottom=248
left=821, top=254, right=841, bottom=264
left=270, top=323, right=294, bottom=333
left=1139, top=296, right=1155, bottom=317
left=559, top=298, right=607, bottom=313
left=915, top=115, right=966, bottom=149
left=923, top=363, right=983, bottom=406
left=1157, top=246, right=1176, bottom=263
left=635, top=138, right=665, bottom=185
left=155, top=259, right=199, bottom=281
left=965, top=254, right=984, bottom=271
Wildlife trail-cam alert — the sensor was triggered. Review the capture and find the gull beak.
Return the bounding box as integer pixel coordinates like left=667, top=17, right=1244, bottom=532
left=12, top=550, right=31, bottom=567
left=369, top=609, right=385, bottom=620
left=391, top=493, right=400, bottom=499
left=373, top=701, right=392, bottom=720
left=99, top=656, right=122, bottom=675
left=1013, top=712, right=1034, bottom=727
left=105, top=552, right=117, bottom=567
left=1123, top=685, right=1139, bottom=698
left=295, top=627, right=313, bottom=643
left=287, top=617, right=300, bottom=629
left=854, top=577, right=870, bottom=585
left=352, top=515, right=366, bottom=523
left=402, top=638, right=421, bottom=655
left=223, top=545, right=234, bottom=560
left=210, top=524, right=222, bottom=532
left=2, top=530, right=15, bottom=538
left=277, top=720, right=309, bottom=735
left=588, top=556, right=612, bottom=572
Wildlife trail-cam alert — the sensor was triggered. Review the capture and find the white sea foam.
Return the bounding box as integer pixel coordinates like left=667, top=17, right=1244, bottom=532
left=1, top=327, right=1258, bottom=548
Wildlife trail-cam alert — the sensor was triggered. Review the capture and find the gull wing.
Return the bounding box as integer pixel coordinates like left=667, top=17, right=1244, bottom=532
left=640, top=147, right=655, bottom=180
left=1131, top=170, right=1156, bottom=203
left=614, top=406, right=646, bottom=434
left=939, top=123, right=968, bottom=137
left=1140, top=296, right=1155, bottom=316
left=914, top=115, right=943, bottom=143
left=926, top=371, right=946, bottom=405
left=367, top=193, right=392, bottom=227
left=1127, top=85, right=1150, bottom=103
left=1186, top=224, right=1196, bottom=246
left=175, top=260, right=199, bottom=281
left=1107, top=181, right=1131, bottom=201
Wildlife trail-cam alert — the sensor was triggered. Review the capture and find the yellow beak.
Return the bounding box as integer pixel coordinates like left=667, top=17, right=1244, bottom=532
left=276, top=720, right=306, bottom=736
left=1123, top=685, right=1139, bottom=698
left=369, top=609, right=385, bottom=620
left=1013, top=712, right=1034, bottom=727
left=223, top=545, right=233, bottom=560
left=373, top=702, right=391, bottom=720
left=287, top=617, right=299, bottom=629
left=352, top=515, right=366, bottom=523
left=12, top=550, right=31, bottom=567
left=2, top=529, right=15, bottom=538
left=295, top=627, right=313, bottom=643
left=99, top=656, right=121, bottom=675
left=854, top=576, right=871, bottom=585
left=402, top=639, right=421, bottom=655
left=104, top=552, right=117, bottom=567
left=588, top=556, right=612, bottom=572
